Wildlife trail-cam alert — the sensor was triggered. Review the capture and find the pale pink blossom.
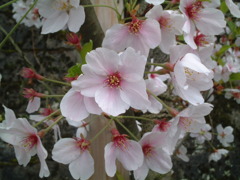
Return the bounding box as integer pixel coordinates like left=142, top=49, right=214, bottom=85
left=102, top=17, right=161, bottom=57
left=134, top=132, right=172, bottom=180
left=23, top=88, right=42, bottom=113
left=38, top=0, right=85, bottom=34
left=214, top=65, right=231, bottom=82
left=0, top=113, right=49, bottom=178
left=104, top=129, right=144, bottom=177
left=145, top=5, right=184, bottom=54
left=190, top=123, right=212, bottom=144
left=209, top=149, right=229, bottom=162
left=176, top=145, right=189, bottom=162
left=216, top=124, right=234, bottom=147
left=224, top=88, right=240, bottom=104
left=74, top=47, right=150, bottom=116
left=60, top=88, right=102, bottom=126
left=180, top=0, right=226, bottom=49
left=170, top=46, right=214, bottom=105
left=52, top=137, right=94, bottom=179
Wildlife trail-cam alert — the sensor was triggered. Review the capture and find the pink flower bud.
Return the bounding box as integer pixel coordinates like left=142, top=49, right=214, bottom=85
left=66, top=32, right=82, bottom=51
left=20, top=67, right=43, bottom=80
left=23, top=88, right=43, bottom=100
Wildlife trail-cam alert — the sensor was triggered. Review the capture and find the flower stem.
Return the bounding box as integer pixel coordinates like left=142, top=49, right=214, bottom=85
left=0, top=0, right=39, bottom=49
left=43, top=95, right=64, bottom=98
left=90, top=118, right=113, bottom=143
left=34, top=109, right=61, bottom=127
left=113, top=118, right=139, bottom=141
left=112, top=115, right=154, bottom=122
left=42, top=77, right=71, bottom=86
left=0, top=0, right=18, bottom=9
left=147, top=89, right=178, bottom=116
left=44, top=115, right=64, bottom=134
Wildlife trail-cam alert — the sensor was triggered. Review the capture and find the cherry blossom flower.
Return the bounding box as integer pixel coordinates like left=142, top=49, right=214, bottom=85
left=134, top=132, right=172, bottom=180
left=216, top=124, right=234, bottom=147
left=0, top=112, right=49, bottom=178
left=209, top=149, right=229, bottom=162
left=102, top=17, right=161, bottom=57
left=145, top=5, right=184, bottom=54
left=38, top=0, right=85, bottom=34
left=176, top=145, right=189, bottom=162
left=152, top=119, right=172, bottom=133
left=60, top=88, right=102, bottom=126
left=12, top=0, right=42, bottom=28
left=214, top=65, right=231, bottom=83
left=73, top=47, right=150, bottom=116
left=190, top=123, right=212, bottom=144
left=170, top=46, right=214, bottom=105
left=52, top=137, right=94, bottom=180
left=104, top=129, right=143, bottom=177
left=145, top=0, right=165, bottom=5
left=180, top=0, right=226, bottom=49
left=30, top=108, right=61, bottom=142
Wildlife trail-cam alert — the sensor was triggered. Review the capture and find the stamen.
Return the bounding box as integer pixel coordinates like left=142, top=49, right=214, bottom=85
left=105, top=72, right=122, bottom=88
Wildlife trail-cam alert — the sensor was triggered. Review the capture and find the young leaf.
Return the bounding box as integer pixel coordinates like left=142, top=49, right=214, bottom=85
left=80, top=40, right=93, bottom=64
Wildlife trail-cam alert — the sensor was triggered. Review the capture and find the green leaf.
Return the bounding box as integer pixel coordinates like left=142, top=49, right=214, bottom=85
left=215, top=45, right=231, bottom=57
left=220, top=1, right=228, bottom=14
left=80, top=40, right=93, bottom=64
left=230, top=73, right=240, bottom=81
left=116, top=171, right=125, bottom=180
left=66, top=63, right=82, bottom=77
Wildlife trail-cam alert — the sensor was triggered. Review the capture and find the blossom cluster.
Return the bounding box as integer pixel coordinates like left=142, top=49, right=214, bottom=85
left=0, top=0, right=239, bottom=179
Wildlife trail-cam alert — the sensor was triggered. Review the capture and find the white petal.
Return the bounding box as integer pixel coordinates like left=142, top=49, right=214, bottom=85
left=84, top=96, right=102, bottom=115
left=225, top=0, right=240, bottom=18
left=60, top=89, right=89, bottom=126
left=68, top=6, right=85, bottom=32
left=69, top=151, right=94, bottom=180
left=104, top=142, right=117, bottom=177
left=117, top=140, right=144, bottom=171
left=134, top=161, right=149, bottom=180
left=3, top=105, right=17, bottom=126
left=14, top=146, right=31, bottom=167
left=52, top=138, right=81, bottom=164
left=26, top=97, right=41, bottom=113
left=37, top=137, right=50, bottom=178
left=146, top=148, right=172, bottom=174
left=95, top=87, right=129, bottom=116
left=145, top=0, right=164, bottom=5
left=41, top=12, right=69, bottom=34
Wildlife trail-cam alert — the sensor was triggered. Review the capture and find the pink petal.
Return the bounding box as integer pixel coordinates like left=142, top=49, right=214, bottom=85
left=69, top=151, right=94, bottom=180
left=146, top=148, right=172, bottom=174
left=117, top=140, right=144, bottom=171
left=102, top=24, right=130, bottom=52
left=52, top=138, right=81, bottom=164
left=134, top=161, right=149, bottom=180
left=95, top=87, right=129, bottom=116
left=41, top=12, right=69, bottom=34
left=26, top=97, right=41, bottom=113
left=3, top=105, right=17, bottom=126
left=84, top=97, right=102, bottom=115
left=60, top=89, right=89, bottom=126
left=37, top=137, right=50, bottom=177
left=119, top=47, right=147, bottom=82
left=68, top=6, right=85, bottom=32
left=73, top=67, right=105, bottom=97
left=160, top=30, right=176, bottom=54
left=196, top=8, right=226, bottom=35
left=120, top=80, right=149, bottom=110
left=104, top=142, right=117, bottom=177
left=14, top=146, right=31, bottom=167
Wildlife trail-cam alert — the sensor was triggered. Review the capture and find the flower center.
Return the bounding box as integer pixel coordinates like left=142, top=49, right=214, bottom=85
left=194, top=33, right=210, bottom=47
left=158, top=16, right=171, bottom=30
left=105, top=72, right=122, bottom=88
left=128, top=18, right=143, bottom=34
left=21, top=134, right=38, bottom=151
left=142, top=144, right=153, bottom=157
left=179, top=117, right=192, bottom=131
left=54, top=0, right=73, bottom=11
left=185, top=1, right=202, bottom=20
left=76, top=138, right=90, bottom=152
